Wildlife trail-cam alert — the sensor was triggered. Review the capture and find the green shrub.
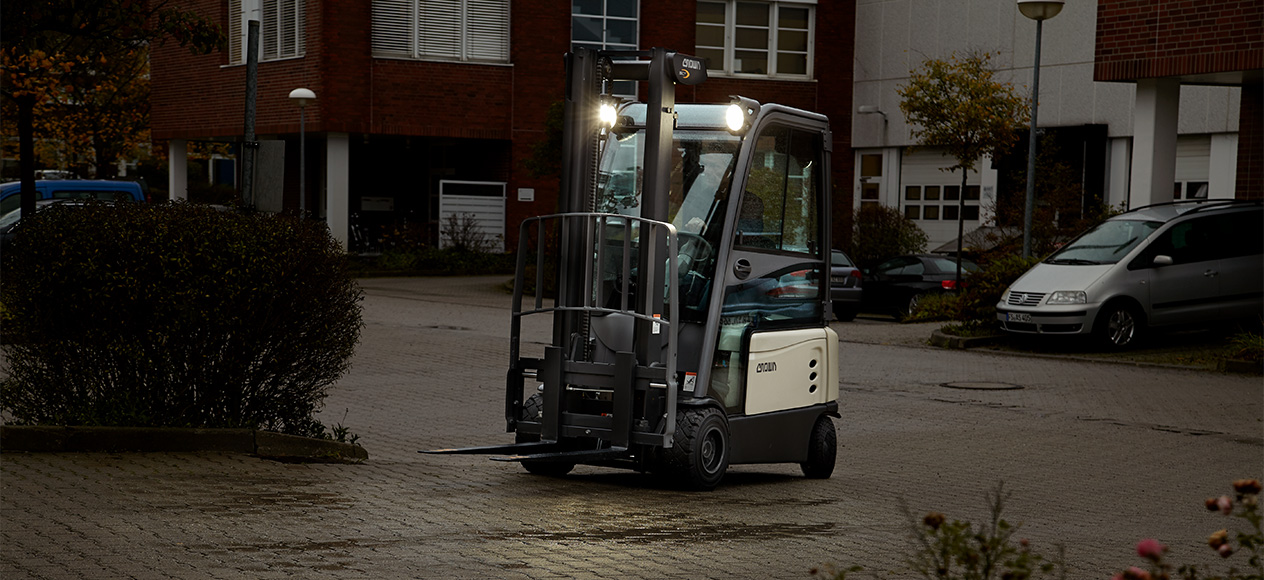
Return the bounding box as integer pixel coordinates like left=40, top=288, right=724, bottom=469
left=956, top=254, right=1041, bottom=327
left=905, top=292, right=961, bottom=323
left=0, top=202, right=363, bottom=436
left=364, top=247, right=513, bottom=276
left=849, top=204, right=929, bottom=270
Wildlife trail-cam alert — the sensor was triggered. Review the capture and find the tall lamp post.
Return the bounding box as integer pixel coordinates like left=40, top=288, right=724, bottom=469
left=289, top=88, right=316, bottom=217
left=1018, top=0, right=1063, bottom=258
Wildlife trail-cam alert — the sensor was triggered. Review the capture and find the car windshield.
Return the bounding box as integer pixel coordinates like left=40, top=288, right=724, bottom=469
left=595, top=128, right=742, bottom=242
left=1046, top=219, right=1163, bottom=265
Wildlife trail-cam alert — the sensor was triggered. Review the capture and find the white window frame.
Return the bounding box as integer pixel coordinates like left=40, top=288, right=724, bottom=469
left=371, top=0, right=510, bottom=64
left=571, top=1, right=640, bottom=97
left=228, top=0, right=306, bottom=65
left=696, top=0, right=815, bottom=80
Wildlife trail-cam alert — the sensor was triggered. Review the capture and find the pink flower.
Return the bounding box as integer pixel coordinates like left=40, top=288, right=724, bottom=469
left=1217, top=495, right=1233, bottom=515
left=1127, top=566, right=1153, bottom=580
left=1136, top=538, right=1166, bottom=561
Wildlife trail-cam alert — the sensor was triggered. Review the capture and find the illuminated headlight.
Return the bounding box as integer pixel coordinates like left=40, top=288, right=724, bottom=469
left=599, top=102, right=617, bottom=128
left=1046, top=291, right=1087, bottom=305
left=726, top=103, right=746, bottom=132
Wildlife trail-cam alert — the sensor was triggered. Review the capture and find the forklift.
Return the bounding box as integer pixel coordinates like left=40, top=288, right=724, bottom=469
left=426, top=47, right=839, bottom=490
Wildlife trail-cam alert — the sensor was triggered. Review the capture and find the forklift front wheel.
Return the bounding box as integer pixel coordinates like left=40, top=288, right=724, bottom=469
left=665, top=407, right=730, bottom=491
left=800, top=415, right=837, bottom=479
left=516, top=394, right=575, bottom=477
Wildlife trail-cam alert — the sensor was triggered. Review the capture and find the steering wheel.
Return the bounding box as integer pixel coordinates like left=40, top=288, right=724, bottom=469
left=676, top=232, right=714, bottom=272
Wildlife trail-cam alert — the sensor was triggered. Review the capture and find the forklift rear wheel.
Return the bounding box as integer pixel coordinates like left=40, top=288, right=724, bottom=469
left=800, top=415, right=836, bottom=479
left=516, top=394, right=575, bottom=477
left=663, top=407, right=730, bottom=491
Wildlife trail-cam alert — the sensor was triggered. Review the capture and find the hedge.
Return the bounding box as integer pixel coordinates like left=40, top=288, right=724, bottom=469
left=1, top=202, right=363, bottom=437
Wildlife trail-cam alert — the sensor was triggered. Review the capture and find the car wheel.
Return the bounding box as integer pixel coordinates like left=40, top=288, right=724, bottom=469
left=832, top=303, right=857, bottom=322
left=515, top=394, right=575, bottom=476
left=1096, top=302, right=1143, bottom=350
left=662, top=407, right=729, bottom=491
left=800, top=415, right=837, bottom=479
left=896, top=293, right=924, bottom=320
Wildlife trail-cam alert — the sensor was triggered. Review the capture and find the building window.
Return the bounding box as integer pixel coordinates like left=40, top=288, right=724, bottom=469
left=904, top=185, right=981, bottom=221
left=572, top=0, right=639, bottom=96
left=229, top=0, right=306, bottom=64
left=371, top=0, right=510, bottom=63
left=696, top=0, right=814, bottom=79
left=1175, top=181, right=1208, bottom=200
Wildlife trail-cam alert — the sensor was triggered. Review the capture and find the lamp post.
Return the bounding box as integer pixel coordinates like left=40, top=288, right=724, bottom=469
left=288, top=88, right=316, bottom=217
left=1018, top=0, right=1063, bottom=259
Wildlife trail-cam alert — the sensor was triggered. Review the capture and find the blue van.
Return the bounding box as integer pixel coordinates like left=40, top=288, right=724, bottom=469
left=0, top=180, right=146, bottom=216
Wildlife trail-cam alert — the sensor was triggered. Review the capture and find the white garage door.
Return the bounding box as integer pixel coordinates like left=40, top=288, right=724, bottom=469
left=439, top=180, right=506, bottom=253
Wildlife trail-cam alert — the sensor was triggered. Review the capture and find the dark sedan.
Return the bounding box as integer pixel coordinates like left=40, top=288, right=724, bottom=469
left=862, top=254, right=978, bottom=319
left=830, top=249, right=863, bottom=321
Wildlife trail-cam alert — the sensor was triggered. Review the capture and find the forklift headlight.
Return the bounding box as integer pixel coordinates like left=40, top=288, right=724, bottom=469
left=726, top=104, right=745, bottom=132
left=726, top=96, right=761, bottom=135
left=599, top=102, right=618, bottom=128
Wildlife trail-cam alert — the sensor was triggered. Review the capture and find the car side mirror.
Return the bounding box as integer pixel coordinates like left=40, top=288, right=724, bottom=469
left=1153, top=255, right=1173, bottom=267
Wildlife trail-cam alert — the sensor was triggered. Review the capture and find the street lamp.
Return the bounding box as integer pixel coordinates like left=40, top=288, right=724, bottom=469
left=1018, top=0, right=1063, bottom=258
left=289, top=88, right=316, bottom=217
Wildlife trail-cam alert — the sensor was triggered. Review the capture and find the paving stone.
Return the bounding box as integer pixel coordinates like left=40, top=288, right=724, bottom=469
left=2, top=276, right=1261, bottom=579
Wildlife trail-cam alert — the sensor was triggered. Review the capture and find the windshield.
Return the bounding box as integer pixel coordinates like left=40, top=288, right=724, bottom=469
left=1046, top=219, right=1163, bottom=265
left=595, top=129, right=741, bottom=241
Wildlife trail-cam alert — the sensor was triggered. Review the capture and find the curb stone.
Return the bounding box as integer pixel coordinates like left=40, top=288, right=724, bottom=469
left=0, top=426, right=368, bottom=462
left=928, top=329, right=1003, bottom=349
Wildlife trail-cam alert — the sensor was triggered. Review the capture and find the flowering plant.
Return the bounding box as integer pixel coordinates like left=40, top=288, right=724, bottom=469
left=813, top=483, right=1064, bottom=580
left=1111, top=478, right=1262, bottom=580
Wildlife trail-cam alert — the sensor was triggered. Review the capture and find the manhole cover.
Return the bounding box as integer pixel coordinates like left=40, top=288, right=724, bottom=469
left=940, top=381, right=1024, bottom=391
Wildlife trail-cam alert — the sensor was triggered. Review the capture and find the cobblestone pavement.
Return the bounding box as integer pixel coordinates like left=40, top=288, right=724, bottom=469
left=3, top=276, right=1261, bottom=579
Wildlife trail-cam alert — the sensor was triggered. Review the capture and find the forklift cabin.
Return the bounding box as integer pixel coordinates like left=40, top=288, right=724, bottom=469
left=426, top=48, right=839, bottom=490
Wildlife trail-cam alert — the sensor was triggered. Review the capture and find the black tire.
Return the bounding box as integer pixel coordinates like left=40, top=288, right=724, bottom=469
left=662, top=407, right=730, bottom=491
left=800, top=415, right=837, bottom=479
left=515, top=394, right=574, bottom=477
left=1095, top=302, right=1143, bottom=350
left=894, top=293, right=924, bottom=321
left=833, top=303, right=858, bottom=322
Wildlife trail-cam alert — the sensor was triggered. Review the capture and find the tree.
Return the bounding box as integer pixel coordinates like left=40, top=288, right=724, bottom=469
left=1, top=1, right=223, bottom=218
left=2, top=46, right=152, bottom=178
left=897, top=51, right=1029, bottom=286
left=849, top=204, right=928, bottom=271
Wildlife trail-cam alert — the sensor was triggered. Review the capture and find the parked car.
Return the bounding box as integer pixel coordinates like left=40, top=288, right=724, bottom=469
left=862, top=254, right=978, bottom=319
left=0, top=179, right=146, bottom=216
left=830, top=249, right=863, bottom=321
left=0, top=199, right=90, bottom=251
left=996, top=199, right=1263, bottom=350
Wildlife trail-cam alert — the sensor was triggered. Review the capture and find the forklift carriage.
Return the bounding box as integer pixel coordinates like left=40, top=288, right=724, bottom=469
left=425, top=48, right=839, bottom=490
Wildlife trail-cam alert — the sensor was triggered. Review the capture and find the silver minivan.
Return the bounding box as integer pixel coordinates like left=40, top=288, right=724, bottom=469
left=997, top=200, right=1263, bottom=349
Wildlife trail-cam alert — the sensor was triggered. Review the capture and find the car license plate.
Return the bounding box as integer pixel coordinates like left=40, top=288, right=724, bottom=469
left=1007, top=312, right=1032, bottom=323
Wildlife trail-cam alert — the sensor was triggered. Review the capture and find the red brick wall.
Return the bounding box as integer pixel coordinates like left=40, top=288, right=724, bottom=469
left=1094, top=0, right=1264, bottom=82
left=151, top=0, right=856, bottom=245
left=504, top=0, right=570, bottom=234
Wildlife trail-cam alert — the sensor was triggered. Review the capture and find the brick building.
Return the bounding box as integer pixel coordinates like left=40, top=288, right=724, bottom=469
left=150, top=0, right=855, bottom=251
left=1094, top=0, right=1263, bottom=201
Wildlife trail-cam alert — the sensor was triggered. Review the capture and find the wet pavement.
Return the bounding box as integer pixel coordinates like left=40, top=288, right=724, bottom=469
left=2, top=276, right=1261, bottom=579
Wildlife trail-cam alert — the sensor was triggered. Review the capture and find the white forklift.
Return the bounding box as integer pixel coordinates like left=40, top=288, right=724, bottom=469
left=427, top=48, right=839, bottom=490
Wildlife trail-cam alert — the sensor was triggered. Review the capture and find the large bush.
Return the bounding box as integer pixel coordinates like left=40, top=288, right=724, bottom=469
left=0, top=202, right=363, bottom=436
left=849, top=204, right=929, bottom=270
